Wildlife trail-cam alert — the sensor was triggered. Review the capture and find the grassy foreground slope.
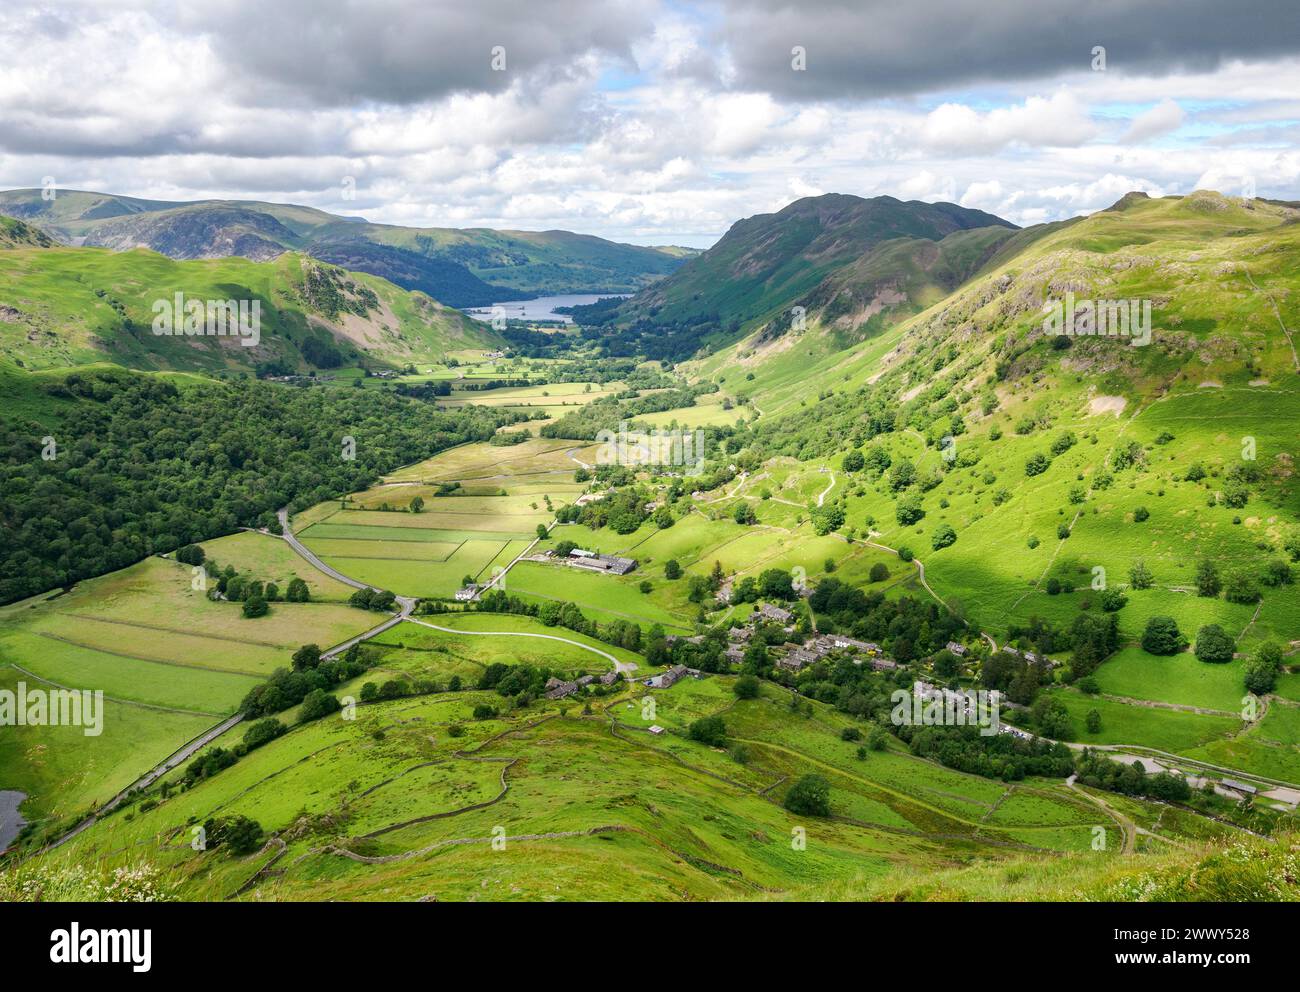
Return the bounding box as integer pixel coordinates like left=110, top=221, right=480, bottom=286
left=0, top=671, right=1154, bottom=901
left=0, top=533, right=378, bottom=825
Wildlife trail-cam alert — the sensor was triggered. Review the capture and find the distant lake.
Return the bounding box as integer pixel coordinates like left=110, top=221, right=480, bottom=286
left=0, top=790, right=26, bottom=851
left=462, top=293, right=629, bottom=325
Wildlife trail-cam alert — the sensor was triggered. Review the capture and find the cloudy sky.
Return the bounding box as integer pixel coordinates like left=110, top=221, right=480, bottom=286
left=2, top=0, right=1299, bottom=246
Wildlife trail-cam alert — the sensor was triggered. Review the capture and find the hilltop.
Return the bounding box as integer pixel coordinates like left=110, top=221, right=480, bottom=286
left=0, top=246, right=501, bottom=373
left=0, top=189, right=696, bottom=308
left=574, top=193, right=1017, bottom=360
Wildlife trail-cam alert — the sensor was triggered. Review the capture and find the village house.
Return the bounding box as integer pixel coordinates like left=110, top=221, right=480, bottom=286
left=454, top=583, right=479, bottom=601
left=575, top=675, right=594, bottom=687
left=757, top=603, right=793, bottom=625
left=945, top=641, right=967, bottom=656
left=644, top=664, right=689, bottom=689
left=871, top=657, right=898, bottom=672
left=598, top=671, right=620, bottom=685
left=545, top=680, right=579, bottom=700
left=727, top=626, right=752, bottom=643
left=724, top=645, right=745, bottom=665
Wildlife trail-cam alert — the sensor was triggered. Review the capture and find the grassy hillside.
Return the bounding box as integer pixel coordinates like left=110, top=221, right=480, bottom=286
left=0, top=246, right=499, bottom=372
left=0, top=189, right=697, bottom=307
left=0, top=216, right=57, bottom=249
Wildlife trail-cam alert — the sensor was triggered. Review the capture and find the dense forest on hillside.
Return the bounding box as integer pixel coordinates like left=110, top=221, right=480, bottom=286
left=0, top=370, right=507, bottom=603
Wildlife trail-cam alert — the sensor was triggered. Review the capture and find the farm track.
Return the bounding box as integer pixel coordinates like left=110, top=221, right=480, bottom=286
left=31, top=630, right=266, bottom=678
left=55, top=611, right=288, bottom=649
left=8, top=663, right=225, bottom=718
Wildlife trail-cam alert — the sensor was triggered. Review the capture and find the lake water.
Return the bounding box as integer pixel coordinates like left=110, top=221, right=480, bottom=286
left=0, top=790, right=27, bottom=851
left=462, top=293, right=629, bottom=325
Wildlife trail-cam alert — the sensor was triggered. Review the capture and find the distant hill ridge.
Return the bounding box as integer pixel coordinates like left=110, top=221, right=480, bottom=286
left=573, top=192, right=1020, bottom=360
left=0, top=189, right=697, bottom=308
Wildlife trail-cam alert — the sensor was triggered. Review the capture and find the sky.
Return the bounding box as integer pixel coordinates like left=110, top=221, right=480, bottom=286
left=2, top=0, right=1299, bottom=247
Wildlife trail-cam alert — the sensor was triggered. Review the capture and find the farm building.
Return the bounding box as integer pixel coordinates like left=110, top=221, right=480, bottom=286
left=454, top=584, right=479, bottom=601
left=567, top=548, right=638, bottom=575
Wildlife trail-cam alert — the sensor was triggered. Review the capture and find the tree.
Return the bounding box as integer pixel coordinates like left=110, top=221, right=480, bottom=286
left=734, top=674, right=760, bottom=699
left=1195, top=559, right=1221, bottom=598
left=1133, top=506, right=1150, bottom=522
left=895, top=492, right=924, bottom=526
left=285, top=577, right=310, bottom=602
left=242, top=594, right=268, bottom=618
left=1243, top=661, right=1276, bottom=695
left=842, top=450, right=864, bottom=473
left=410, top=495, right=424, bottom=513
left=1128, top=559, right=1154, bottom=590
left=931, top=523, right=957, bottom=550
left=1099, top=588, right=1127, bottom=612
left=1024, top=452, right=1050, bottom=476
left=783, top=774, right=831, bottom=816
left=889, top=459, right=916, bottom=491
left=733, top=501, right=757, bottom=525
left=1223, top=569, right=1261, bottom=604
left=664, top=559, right=682, bottom=580
left=536, top=523, right=549, bottom=539
left=292, top=643, right=322, bottom=671
left=204, top=815, right=263, bottom=856
left=869, top=562, right=889, bottom=582
left=176, top=544, right=205, bottom=565
left=1141, top=615, right=1185, bottom=655
left=299, top=689, right=341, bottom=721
left=1085, top=709, right=1102, bottom=734
left=1194, top=624, right=1235, bottom=664
left=688, top=715, right=728, bottom=747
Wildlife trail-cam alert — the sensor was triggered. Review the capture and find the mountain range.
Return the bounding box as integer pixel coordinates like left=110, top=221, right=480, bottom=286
left=0, top=189, right=696, bottom=308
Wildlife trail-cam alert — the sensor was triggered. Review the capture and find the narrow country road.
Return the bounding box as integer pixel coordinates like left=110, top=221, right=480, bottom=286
left=815, top=469, right=835, bottom=507
left=39, top=712, right=245, bottom=854
left=407, top=617, right=638, bottom=676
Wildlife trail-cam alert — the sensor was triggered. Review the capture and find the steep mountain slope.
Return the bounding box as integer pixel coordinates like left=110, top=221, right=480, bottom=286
left=0, top=189, right=696, bottom=307
left=0, top=246, right=501, bottom=373
left=578, top=193, right=1017, bottom=359
left=695, top=191, right=1300, bottom=649
left=0, top=216, right=57, bottom=249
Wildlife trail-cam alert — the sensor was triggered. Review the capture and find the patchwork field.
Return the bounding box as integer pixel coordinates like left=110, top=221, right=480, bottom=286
left=295, top=439, right=597, bottom=599
left=0, top=534, right=380, bottom=825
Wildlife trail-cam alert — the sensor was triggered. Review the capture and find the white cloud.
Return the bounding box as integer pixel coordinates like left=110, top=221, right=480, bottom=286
left=1121, top=99, right=1186, bottom=143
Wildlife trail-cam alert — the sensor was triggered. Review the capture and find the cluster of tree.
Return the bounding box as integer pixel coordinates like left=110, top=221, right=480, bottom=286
left=201, top=815, right=265, bottom=856
left=899, top=723, right=1076, bottom=781
left=349, top=587, right=397, bottom=611
left=182, top=717, right=287, bottom=786
left=539, top=383, right=715, bottom=440
left=239, top=642, right=372, bottom=717
left=1073, top=749, right=1192, bottom=801
left=806, top=581, right=966, bottom=664
left=1194, top=557, right=1287, bottom=606
left=1, top=367, right=504, bottom=604
left=474, top=589, right=644, bottom=651
left=1244, top=641, right=1286, bottom=695
left=999, top=612, right=1119, bottom=681
left=555, top=488, right=647, bottom=534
